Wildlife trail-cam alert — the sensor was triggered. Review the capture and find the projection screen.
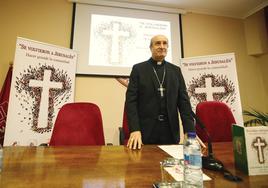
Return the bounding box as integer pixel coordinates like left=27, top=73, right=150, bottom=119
left=72, top=2, right=182, bottom=76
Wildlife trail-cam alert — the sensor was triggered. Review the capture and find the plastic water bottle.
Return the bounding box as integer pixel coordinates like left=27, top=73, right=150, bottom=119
left=183, top=132, right=203, bottom=188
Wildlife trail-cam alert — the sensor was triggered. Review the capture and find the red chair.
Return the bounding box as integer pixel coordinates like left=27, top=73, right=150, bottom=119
left=195, top=101, right=236, bottom=142
left=119, top=106, right=130, bottom=145
left=50, top=102, right=105, bottom=146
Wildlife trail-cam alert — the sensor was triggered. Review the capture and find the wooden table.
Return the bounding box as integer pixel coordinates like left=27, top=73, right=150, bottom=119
left=0, top=142, right=267, bottom=188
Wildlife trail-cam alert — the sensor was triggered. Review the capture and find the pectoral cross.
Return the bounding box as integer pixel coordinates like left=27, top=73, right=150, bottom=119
left=153, top=66, right=166, bottom=98
left=158, top=84, right=165, bottom=97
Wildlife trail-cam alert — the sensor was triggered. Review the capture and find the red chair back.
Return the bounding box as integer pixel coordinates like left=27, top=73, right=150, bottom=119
left=195, top=101, right=236, bottom=142
left=50, top=102, right=105, bottom=146
left=122, top=107, right=130, bottom=145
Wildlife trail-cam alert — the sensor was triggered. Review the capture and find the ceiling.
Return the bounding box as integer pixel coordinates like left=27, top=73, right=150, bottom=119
left=116, top=0, right=268, bottom=19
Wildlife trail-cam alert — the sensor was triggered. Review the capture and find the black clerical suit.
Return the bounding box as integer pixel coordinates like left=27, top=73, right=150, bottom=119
left=126, top=58, right=195, bottom=144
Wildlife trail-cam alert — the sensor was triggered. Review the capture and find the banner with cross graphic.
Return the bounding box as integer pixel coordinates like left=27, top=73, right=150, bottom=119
left=180, top=53, right=243, bottom=126
left=4, top=37, right=77, bottom=146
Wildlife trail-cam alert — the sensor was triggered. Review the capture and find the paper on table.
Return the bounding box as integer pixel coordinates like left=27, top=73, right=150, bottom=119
left=158, top=145, right=184, bottom=159
left=158, top=145, right=211, bottom=181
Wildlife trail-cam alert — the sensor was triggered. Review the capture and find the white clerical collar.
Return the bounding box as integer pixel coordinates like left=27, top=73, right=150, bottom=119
left=157, top=61, right=162, bottom=65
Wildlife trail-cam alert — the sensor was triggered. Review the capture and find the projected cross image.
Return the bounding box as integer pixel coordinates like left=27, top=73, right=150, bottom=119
left=89, top=14, right=171, bottom=67
left=96, top=21, right=132, bottom=65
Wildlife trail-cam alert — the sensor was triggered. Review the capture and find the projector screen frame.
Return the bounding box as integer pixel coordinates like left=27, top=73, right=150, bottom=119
left=70, top=1, right=185, bottom=77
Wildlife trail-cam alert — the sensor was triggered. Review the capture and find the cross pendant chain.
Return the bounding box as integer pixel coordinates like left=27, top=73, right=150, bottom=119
left=153, top=66, right=166, bottom=98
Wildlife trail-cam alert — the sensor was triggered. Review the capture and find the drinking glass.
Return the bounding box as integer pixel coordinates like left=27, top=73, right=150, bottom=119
left=156, top=158, right=185, bottom=188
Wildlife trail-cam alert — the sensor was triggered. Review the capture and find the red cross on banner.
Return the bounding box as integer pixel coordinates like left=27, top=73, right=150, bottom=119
left=0, top=65, right=12, bottom=146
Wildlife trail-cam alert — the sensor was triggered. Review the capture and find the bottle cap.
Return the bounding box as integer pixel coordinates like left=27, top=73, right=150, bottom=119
left=187, top=132, right=196, bottom=138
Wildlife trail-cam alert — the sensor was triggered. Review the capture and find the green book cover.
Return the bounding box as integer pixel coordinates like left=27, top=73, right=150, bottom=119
left=232, top=124, right=249, bottom=174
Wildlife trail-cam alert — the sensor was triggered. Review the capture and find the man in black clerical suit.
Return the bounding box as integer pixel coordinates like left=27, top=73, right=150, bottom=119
left=126, top=35, right=195, bottom=149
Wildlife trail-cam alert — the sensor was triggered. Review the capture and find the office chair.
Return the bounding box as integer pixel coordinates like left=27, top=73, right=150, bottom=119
left=195, top=101, right=236, bottom=142
left=50, top=102, right=105, bottom=146
left=119, top=105, right=130, bottom=145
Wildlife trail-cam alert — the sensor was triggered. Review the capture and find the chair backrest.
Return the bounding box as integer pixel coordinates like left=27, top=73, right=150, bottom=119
left=119, top=105, right=130, bottom=145
left=195, top=101, right=236, bottom=142
left=122, top=107, right=130, bottom=145
left=50, top=102, right=105, bottom=146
